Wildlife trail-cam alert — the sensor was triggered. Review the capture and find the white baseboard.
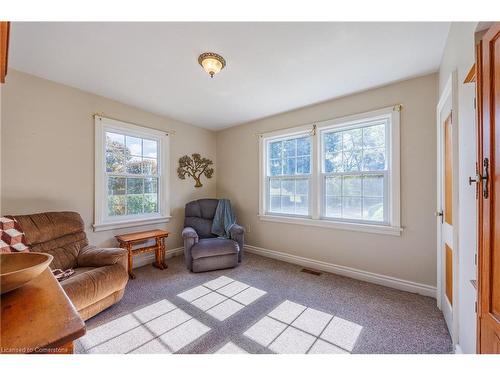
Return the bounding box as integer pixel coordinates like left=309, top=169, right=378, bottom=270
left=133, top=247, right=184, bottom=269
left=454, top=344, right=463, bottom=354
left=244, top=245, right=437, bottom=298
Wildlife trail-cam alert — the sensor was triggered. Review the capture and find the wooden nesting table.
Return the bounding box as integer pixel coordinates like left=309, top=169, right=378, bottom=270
left=115, top=229, right=170, bottom=279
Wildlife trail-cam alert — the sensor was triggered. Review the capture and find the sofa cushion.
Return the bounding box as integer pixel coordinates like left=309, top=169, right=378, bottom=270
left=77, top=245, right=127, bottom=268
left=191, top=238, right=239, bottom=260
left=13, top=212, right=85, bottom=245
left=61, top=264, right=128, bottom=311
left=30, top=232, right=87, bottom=270
left=12, top=212, right=88, bottom=270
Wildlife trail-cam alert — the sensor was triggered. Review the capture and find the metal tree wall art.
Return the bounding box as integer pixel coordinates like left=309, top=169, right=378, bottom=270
left=177, top=153, right=214, bottom=188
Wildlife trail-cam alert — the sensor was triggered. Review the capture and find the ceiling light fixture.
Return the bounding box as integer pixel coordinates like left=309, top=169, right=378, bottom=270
left=198, top=52, right=226, bottom=78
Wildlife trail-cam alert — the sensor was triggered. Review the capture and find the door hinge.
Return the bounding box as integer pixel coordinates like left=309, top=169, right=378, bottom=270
left=469, top=162, right=480, bottom=199
left=474, top=253, right=477, bottom=266
left=475, top=301, right=477, bottom=313
left=474, top=97, right=476, bottom=109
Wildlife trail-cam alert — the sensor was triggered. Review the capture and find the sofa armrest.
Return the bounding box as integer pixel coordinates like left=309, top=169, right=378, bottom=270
left=229, top=224, right=245, bottom=262
left=78, top=245, right=127, bottom=269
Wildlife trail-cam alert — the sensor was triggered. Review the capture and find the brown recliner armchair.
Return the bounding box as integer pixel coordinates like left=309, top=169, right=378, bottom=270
left=11, top=211, right=129, bottom=321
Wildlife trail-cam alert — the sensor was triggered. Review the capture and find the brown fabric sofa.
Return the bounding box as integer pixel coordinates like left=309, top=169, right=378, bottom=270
left=11, top=211, right=129, bottom=321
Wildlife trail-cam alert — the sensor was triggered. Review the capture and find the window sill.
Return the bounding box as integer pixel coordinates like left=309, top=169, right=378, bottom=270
left=93, top=216, right=171, bottom=232
left=258, top=214, right=402, bottom=236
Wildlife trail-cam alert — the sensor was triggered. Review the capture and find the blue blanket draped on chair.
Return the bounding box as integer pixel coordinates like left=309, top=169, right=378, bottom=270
left=211, top=199, right=236, bottom=238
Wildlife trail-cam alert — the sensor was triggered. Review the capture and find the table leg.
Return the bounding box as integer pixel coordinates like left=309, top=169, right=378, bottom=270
left=161, top=237, right=168, bottom=269
left=127, top=244, right=136, bottom=279
left=152, top=237, right=160, bottom=269
left=152, top=237, right=167, bottom=270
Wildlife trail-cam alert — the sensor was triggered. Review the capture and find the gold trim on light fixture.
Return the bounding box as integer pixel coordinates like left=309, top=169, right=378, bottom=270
left=198, top=52, right=226, bottom=78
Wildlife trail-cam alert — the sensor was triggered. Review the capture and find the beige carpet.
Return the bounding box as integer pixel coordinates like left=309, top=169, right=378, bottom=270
left=75, top=252, right=452, bottom=354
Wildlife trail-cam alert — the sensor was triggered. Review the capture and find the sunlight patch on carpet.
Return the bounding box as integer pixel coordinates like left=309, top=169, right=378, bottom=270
left=177, top=276, right=267, bottom=321
left=214, top=341, right=248, bottom=354
left=78, top=299, right=210, bottom=354
left=244, top=300, right=362, bottom=354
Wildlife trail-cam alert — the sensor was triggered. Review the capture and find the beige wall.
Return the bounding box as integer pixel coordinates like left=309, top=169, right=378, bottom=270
left=1, top=69, right=440, bottom=288
left=216, top=74, right=438, bottom=287
left=1, top=70, right=217, bottom=249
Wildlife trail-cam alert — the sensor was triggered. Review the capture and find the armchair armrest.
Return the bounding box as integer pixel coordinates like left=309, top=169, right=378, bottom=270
left=182, top=226, right=199, bottom=239
left=229, top=224, right=245, bottom=236
left=78, top=245, right=127, bottom=269
left=182, top=227, right=199, bottom=271
left=229, top=224, right=245, bottom=263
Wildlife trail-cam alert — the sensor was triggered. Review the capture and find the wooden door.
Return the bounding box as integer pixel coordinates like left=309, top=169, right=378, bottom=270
left=442, top=111, right=455, bottom=319
left=437, top=76, right=456, bottom=339
left=0, top=21, right=9, bottom=83
left=477, top=23, right=500, bottom=354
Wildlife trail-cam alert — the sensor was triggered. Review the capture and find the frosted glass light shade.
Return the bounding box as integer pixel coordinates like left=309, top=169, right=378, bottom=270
left=198, top=52, right=226, bottom=78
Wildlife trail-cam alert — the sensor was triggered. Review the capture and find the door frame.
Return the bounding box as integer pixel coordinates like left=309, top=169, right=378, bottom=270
left=436, top=71, right=460, bottom=345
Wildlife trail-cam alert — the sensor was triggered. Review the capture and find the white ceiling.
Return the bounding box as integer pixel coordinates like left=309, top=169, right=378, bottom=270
left=9, top=22, right=450, bottom=130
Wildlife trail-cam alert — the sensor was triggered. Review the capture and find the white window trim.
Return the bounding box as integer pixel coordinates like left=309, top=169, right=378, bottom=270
left=258, top=214, right=402, bottom=236
left=93, top=116, right=171, bottom=232
left=258, top=105, right=402, bottom=236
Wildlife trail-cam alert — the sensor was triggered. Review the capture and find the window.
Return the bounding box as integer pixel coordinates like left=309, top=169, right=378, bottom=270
left=259, top=106, right=401, bottom=235
left=94, top=116, right=170, bottom=231
left=267, top=135, right=311, bottom=216
left=322, top=121, right=387, bottom=223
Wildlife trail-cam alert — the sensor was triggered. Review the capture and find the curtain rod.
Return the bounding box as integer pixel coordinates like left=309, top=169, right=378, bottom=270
left=255, top=104, right=402, bottom=137
left=93, top=113, right=176, bottom=135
